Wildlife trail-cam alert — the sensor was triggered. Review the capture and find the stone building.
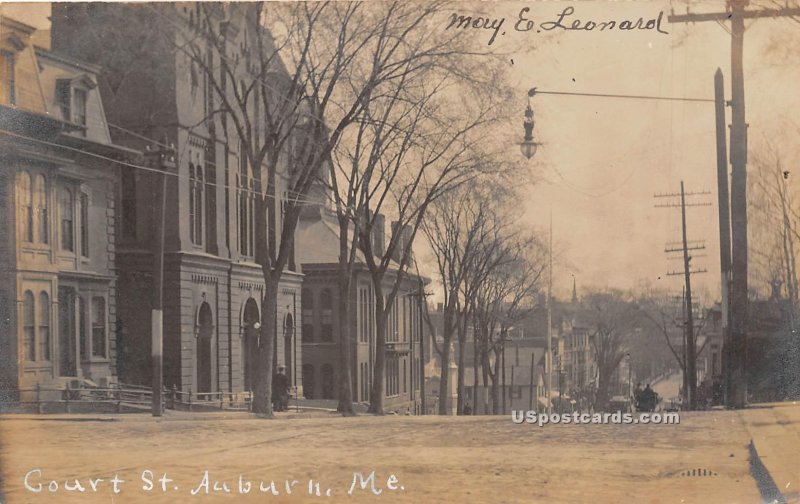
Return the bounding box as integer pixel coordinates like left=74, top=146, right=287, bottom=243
left=0, top=16, right=138, bottom=401
left=296, top=206, right=425, bottom=413
left=50, top=3, right=303, bottom=397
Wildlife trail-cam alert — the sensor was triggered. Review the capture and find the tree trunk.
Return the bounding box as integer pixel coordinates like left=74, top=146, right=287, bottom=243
left=368, top=290, right=387, bottom=414
left=437, top=342, right=451, bottom=415
left=253, top=279, right=278, bottom=417
left=472, top=320, right=479, bottom=412
left=595, top=367, right=611, bottom=412
left=491, top=348, right=501, bottom=414
left=456, top=317, right=466, bottom=415
left=337, top=255, right=356, bottom=415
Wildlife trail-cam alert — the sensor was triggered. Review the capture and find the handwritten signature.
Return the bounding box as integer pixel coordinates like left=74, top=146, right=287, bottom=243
left=446, top=6, right=670, bottom=46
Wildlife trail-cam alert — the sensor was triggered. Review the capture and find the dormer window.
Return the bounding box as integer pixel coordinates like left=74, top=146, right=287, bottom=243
left=56, top=80, right=71, bottom=120
left=55, top=76, right=95, bottom=136
left=74, top=88, right=87, bottom=128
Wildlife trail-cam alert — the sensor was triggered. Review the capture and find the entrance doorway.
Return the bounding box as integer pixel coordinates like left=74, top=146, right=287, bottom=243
left=284, top=313, right=294, bottom=385
left=242, top=298, right=259, bottom=392
left=197, top=302, right=213, bottom=395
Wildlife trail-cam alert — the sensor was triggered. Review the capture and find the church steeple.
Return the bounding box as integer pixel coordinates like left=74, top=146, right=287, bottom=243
left=571, top=275, right=577, bottom=304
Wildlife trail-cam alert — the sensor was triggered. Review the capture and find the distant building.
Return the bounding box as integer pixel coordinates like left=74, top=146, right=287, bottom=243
left=0, top=16, right=139, bottom=401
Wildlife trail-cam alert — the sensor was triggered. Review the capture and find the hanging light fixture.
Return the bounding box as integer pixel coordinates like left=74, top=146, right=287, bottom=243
left=520, top=88, right=539, bottom=160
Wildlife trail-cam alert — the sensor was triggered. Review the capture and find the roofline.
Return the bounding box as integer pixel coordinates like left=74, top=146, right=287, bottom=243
left=35, top=47, right=103, bottom=74
left=1, top=16, right=37, bottom=35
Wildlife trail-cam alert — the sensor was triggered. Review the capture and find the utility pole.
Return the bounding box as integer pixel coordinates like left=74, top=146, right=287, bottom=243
left=546, top=209, right=553, bottom=415
left=144, top=139, right=176, bottom=417
left=529, top=351, right=535, bottom=411
left=656, top=183, right=710, bottom=409
left=669, top=0, right=800, bottom=409
left=713, top=69, right=733, bottom=407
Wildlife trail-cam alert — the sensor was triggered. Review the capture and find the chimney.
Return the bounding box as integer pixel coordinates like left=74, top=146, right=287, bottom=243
left=390, top=221, right=414, bottom=264
left=372, top=213, right=385, bottom=257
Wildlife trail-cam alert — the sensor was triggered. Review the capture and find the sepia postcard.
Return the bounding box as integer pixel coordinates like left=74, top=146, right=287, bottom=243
left=0, top=1, right=798, bottom=502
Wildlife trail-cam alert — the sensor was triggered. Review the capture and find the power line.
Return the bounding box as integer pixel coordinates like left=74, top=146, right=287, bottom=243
left=530, top=89, right=714, bottom=104
left=1, top=128, right=339, bottom=208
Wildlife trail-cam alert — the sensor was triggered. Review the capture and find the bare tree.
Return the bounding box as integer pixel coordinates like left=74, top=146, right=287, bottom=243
left=422, top=182, right=548, bottom=416
left=749, top=141, right=799, bottom=326
left=581, top=291, right=638, bottom=411
left=471, top=238, right=546, bottom=414
left=421, top=184, right=512, bottom=414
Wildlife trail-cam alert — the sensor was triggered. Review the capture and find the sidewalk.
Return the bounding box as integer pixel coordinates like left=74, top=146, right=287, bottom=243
left=0, top=407, right=337, bottom=423
left=738, top=402, right=800, bottom=503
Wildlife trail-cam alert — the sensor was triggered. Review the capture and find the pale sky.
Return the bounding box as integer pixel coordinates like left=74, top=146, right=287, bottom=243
left=488, top=1, right=800, bottom=301
left=5, top=1, right=800, bottom=304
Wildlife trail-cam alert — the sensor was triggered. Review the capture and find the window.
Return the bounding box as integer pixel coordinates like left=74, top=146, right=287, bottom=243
left=402, top=297, right=407, bottom=342
left=39, top=292, right=50, bottom=361
left=321, top=363, right=334, bottom=399
left=34, top=174, right=48, bottom=244
left=1, top=51, right=16, bottom=105
left=121, top=169, right=136, bottom=238
left=79, top=296, right=87, bottom=360
left=56, top=80, right=71, bottom=121
left=204, top=47, right=213, bottom=119
left=301, top=289, right=314, bottom=342
left=320, top=289, right=333, bottom=342
left=18, top=171, right=32, bottom=242
left=237, top=146, right=252, bottom=256
left=23, top=291, right=35, bottom=361
left=80, top=193, right=89, bottom=258
left=402, top=358, right=407, bottom=394
left=360, top=362, right=369, bottom=402
left=92, top=297, right=106, bottom=358
left=302, top=364, right=314, bottom=400
left=358, top=287, right=369, bottom=343
left=74, top=88, right=87, bottom=133
left=386, top=354, right=399, bottom=397
left=60, top=188, right=74, bottom=251
left=189, top=163, right=203, bottom=245
left=387, top=298, right=399, bottom=343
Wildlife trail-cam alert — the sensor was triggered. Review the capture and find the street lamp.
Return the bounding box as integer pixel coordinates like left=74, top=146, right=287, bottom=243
left=520, top=88, right=539, bottom=160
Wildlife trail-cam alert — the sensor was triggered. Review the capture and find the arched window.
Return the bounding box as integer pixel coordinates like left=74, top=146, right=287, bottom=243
left=237, top=141, right=253, bottom=257
left=189, top=163, right=196, bottom=243
left=302, top=364, right=315, bottom=399
left=321, top=363, right=334, bottom=399
left=23, top=290, right=35, bottom=361
left=194, top=165, right=204, bottom=245
left=60, top=188, right=74, bottom=251
left=284, top=313, right=294, bottom=384
left=38, top=291, right=50, bottom=361
left=18, top=171, right=32, bottom=242
left=320, top=289, right=333, bottom=342
left=301, top=289, right=314, bottom=342
left=34, top=174, right=47, bottom=244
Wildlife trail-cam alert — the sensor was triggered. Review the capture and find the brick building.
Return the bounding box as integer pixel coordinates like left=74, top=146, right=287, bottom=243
left=0, top=16, right=138, bottom=401
left=296, top=205, right=425, bottom=413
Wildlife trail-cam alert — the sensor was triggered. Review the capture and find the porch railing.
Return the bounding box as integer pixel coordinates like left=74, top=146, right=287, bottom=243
left=3, top=383, right=254, bottom=414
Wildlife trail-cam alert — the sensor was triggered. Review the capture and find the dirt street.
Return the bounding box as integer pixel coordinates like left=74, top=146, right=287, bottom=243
left=0, top=409, right=762, bottom=504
